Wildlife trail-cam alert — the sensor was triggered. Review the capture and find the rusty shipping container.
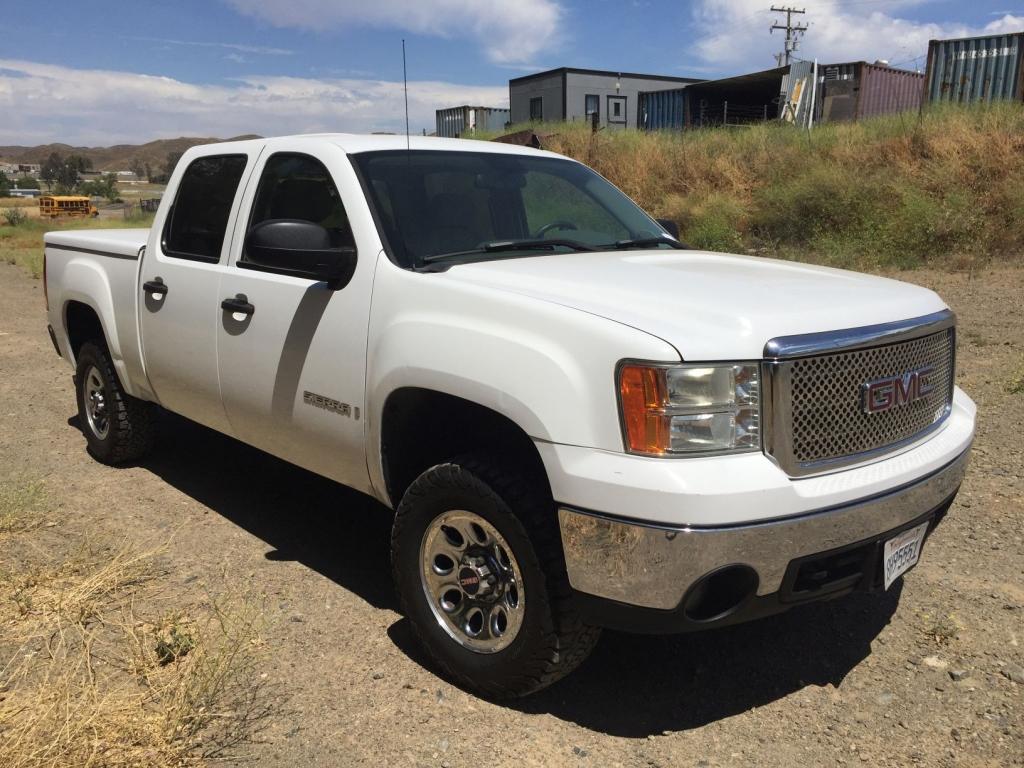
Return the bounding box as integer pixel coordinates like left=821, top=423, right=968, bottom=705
left=858, top=63, right=925, bottom=118
left=925, top=33, right=1024, bottom=104
left=818, top=62, right=924, bottom=122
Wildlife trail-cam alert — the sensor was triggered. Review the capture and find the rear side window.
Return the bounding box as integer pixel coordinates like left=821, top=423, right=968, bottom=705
left=243, top=152, right=355, bottom=261
left=162, top=154, right=247, bottom=262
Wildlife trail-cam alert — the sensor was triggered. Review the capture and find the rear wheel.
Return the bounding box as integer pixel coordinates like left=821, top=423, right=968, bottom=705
left=75, top=341, right=156, bottom=465
left=392, top=456, right=600, bottom=698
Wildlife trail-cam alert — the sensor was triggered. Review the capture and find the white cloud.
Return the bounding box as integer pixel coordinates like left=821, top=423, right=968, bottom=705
left=0, top=59, right=507, bottom=146
left=224, top=0, right=564, bottom=64
left=127, top=37, right=295, bottom=56
left=691, top=1, right=1024, bottom=74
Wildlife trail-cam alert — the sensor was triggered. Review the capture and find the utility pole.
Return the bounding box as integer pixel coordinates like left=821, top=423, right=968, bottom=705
left=770, top=6, right=808, bottom=67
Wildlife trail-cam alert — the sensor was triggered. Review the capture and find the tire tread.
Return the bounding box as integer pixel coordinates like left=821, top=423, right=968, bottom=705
left=391, top=456, right=600, bottom=698
left=77, top=341, right=156, bottom=464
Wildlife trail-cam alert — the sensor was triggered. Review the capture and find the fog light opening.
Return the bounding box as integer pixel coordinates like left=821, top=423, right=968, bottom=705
left=683, top=565, right=758, bottom=623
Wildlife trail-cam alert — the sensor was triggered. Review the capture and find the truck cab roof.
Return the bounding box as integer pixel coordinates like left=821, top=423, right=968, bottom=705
left=185, top=132, right=565, bottom=160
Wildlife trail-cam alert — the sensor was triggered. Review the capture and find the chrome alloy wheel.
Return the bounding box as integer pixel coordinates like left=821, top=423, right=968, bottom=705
left=83, top=365, right=110, bottom=440
left=420, top=510, right=525, bottom=653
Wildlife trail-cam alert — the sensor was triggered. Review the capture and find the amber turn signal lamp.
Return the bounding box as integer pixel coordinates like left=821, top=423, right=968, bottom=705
left=619, top=364, right=671, bottom=455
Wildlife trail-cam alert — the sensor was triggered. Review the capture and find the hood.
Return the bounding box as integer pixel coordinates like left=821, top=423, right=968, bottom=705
left=440, top=250, right=948, bottom=360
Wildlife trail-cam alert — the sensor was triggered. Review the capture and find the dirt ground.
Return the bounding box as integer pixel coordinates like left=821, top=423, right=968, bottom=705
left=0, top=261, right=1021, bottom=767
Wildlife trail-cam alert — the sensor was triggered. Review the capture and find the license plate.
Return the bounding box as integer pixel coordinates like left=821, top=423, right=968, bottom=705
left=883, top=521, right=930, bottom=590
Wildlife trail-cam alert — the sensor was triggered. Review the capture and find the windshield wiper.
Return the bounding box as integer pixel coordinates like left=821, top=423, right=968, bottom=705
left=601, top=236, right=688, bottom=250
left=421, top=238, right=594, bottom=264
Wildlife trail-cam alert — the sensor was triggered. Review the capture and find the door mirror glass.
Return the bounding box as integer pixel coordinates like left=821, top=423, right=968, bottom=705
left=243, top=219, right=356, bottom=289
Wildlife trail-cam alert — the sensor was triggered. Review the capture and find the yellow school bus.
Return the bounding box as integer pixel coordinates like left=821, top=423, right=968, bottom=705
left=39, top=196, right=99, bottom=219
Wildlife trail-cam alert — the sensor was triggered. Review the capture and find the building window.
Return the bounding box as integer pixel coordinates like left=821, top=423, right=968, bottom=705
left=585, top=94, right=599, bottom=120
left=529, top=97, right=543, bottom=121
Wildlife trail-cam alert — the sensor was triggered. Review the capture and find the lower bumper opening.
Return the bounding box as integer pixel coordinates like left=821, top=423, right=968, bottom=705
left=682, top=565, right=758, bottom=623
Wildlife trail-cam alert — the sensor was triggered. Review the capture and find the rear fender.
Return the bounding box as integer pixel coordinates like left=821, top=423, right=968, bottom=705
left=58, top=259, right=136, bottom=395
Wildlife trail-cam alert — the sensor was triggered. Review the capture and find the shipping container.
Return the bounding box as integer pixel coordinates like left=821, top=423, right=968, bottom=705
left=435, top=106, right=511, bottom=138
left=817, top=62, right=924, bottom=122
left=925, top=33, right=1024, bottom=104
left=638, top=88, right=688, bottom=131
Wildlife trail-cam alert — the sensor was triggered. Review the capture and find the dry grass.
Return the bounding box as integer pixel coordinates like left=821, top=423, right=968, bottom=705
left=485, top=102, right=1024, bottom=269
left=1007, top=357, right=1024, bottom=395
left=0, top=197, right=39, bottom=209
left=0, top=214, right=154, bottom=278
left=0, top=485, right=275, bottom=767
left=0, top=478, right=47, bottom=534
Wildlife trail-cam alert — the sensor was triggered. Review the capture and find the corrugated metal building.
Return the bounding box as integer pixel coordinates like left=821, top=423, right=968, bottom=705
left=638, top=89, right=688, bottom=131
left=640, top=66, right=790, bottom=130
left=509, top=68, right=702, bottom=130
left=817, top=61, right=925, bottom=122
left=639, top=61, right=924, bottom=131
left=435, top=106, right=511, bottom=138
left=925, top=32, right=1024, bottom=104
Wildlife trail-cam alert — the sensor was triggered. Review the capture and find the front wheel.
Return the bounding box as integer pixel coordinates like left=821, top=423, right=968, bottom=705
left=391, top=457, right=600, bottom=698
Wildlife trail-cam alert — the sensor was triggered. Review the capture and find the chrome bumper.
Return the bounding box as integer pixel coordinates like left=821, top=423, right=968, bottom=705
left=558, top=447, right=970, bottom=610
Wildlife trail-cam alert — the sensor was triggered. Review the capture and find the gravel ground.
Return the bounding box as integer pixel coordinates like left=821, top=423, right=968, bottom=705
left=0, top=261, right=1021, bottom=767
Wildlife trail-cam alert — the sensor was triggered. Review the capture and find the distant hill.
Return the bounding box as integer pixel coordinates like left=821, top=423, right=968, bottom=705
left=0, top=135, right=262, bottom=172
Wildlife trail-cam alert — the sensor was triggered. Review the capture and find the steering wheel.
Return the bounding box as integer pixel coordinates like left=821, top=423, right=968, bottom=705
left=533, top=220, right=578, bottom=238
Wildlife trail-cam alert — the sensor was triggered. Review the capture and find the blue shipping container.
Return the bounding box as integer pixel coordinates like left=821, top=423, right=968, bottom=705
left=639, top=89, right=688, bottom=131
left=926, top=33, right=1024, bottom=104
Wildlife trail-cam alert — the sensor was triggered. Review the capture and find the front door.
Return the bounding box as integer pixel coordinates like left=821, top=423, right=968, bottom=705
left=138, top=150, right=260, bottom=432
left=215, top=144, right=376, bottom=492
left=607, top=96, right=627, bottom=129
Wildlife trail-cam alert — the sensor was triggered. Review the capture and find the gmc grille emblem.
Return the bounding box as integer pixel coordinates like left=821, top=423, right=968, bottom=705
left=862, top=366, right=934, bottom=414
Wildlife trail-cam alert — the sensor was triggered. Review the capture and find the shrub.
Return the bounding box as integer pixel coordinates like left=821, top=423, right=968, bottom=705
left=2, top=207, right=28, bottom=226
left=678, top=193, right=747, bottom=252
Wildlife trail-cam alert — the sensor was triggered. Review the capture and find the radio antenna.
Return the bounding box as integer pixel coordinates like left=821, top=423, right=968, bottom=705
left=402, top=39, right=410, bottom=151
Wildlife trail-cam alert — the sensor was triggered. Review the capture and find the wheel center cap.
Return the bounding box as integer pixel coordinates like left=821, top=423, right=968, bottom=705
left=458, top=566, right=483, bottom=595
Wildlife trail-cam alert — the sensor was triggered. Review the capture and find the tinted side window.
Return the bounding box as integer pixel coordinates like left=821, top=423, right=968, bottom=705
left=243, top=153, right=354, bottom=264
left=163, top=155, right=247, bottom=262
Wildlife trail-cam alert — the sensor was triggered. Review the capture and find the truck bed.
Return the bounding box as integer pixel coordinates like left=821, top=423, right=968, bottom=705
left=44, top=228, right=150, bottom=259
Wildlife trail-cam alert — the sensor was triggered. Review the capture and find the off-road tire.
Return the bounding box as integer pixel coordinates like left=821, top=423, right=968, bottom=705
left=75, top=341, right=156, bottom=465
left=391, top=456, right=601, bottom=698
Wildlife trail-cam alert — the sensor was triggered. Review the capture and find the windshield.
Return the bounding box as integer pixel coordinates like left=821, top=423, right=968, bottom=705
left=351, top=150, right=673, bottom=268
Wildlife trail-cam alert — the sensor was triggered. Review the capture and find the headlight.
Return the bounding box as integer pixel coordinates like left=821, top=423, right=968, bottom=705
left=618, top=362, right=760, bottom=456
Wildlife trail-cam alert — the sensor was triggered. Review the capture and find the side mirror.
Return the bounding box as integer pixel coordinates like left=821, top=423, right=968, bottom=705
left=243, top=219, right=357, bottom=290
left=656, top=218, right=680, bottom=240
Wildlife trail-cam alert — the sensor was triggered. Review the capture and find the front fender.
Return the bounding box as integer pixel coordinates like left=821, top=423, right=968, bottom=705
left=365, top=262, right=679, bottom=502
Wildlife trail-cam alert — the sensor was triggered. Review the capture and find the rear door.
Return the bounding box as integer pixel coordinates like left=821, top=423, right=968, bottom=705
left=215, top=142, right=376, bottom=491
left=139, top=149, right=261, bottom=432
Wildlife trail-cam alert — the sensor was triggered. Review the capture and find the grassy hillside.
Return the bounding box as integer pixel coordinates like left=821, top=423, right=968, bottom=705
left=484, top=103, right=1024, bottom=270
left=3, top=106, right=1021, bottom=276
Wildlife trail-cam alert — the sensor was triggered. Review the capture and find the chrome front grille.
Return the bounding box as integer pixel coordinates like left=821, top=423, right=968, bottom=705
left=763, top=311, right=956, bottom=477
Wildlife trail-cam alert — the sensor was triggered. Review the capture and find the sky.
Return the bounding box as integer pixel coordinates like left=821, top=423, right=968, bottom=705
left=1, top=0, right=1021, bottom=146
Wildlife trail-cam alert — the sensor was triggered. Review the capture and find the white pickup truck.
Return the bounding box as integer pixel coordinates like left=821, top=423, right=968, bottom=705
left=44, top=135, right=975, bottom=697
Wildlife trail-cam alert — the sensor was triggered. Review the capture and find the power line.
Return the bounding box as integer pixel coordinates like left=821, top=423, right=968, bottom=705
left=770, top=6, right=808, bottom=67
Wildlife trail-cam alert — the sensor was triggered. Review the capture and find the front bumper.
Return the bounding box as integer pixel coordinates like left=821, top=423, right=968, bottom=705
left=558, top=446, right=968, bottom=631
